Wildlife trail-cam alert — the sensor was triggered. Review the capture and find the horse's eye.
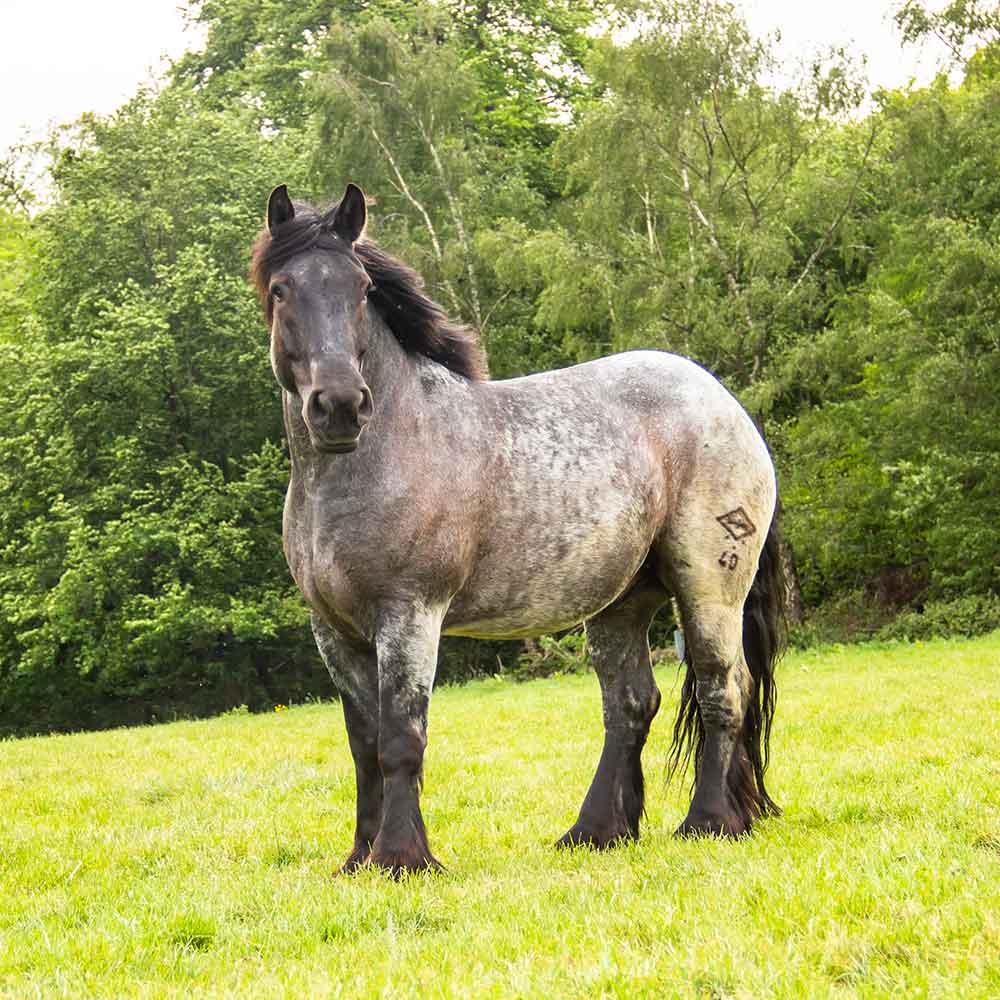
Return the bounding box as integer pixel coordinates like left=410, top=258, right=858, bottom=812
left=271, top=284, right=286, bottom=302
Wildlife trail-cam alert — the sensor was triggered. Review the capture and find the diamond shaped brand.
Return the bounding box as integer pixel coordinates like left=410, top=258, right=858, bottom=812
left=716, top=507, right=757, bottom=541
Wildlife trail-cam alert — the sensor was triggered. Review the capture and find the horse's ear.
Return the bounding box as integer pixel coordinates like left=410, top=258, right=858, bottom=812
left=267, top=184, right=295, bottom=234
left=329, top=183, right=367, bottom=244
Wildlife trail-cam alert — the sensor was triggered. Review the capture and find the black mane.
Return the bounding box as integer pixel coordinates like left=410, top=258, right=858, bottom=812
left=251, top=200, right=488, bottom=381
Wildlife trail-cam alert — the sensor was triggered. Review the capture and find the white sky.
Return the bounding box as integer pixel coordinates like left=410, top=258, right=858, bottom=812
left=0, top=0, right=952, bottom=158
left=0, top=0, right=197, bottom=156
left=742, top=0, right=949, bottom=91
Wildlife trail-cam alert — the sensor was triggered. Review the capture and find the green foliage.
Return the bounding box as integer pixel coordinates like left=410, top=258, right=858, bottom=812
left=0, top=89, right=328, bottom=735
left=895, top=1, right=1000, bottom=68
left=876, top=594, right=1000, bottom=642
left=492, top=0, right=872, bottom=418
left=179, top=0, right=603, bottom=186
left=786, top=590, right=898, bottom=648
left=0, top=207, right=35, bottom=346
left=511, top=629, right=590, bottom=679
left=779, top=72, right=1000, bottom=602
left=306, top=1, right=601, bottom=374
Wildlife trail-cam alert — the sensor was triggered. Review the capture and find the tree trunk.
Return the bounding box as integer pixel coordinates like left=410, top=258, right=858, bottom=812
left=780, top=536, right=805, bottom=625
left=750, top=415, right=805, bottom=625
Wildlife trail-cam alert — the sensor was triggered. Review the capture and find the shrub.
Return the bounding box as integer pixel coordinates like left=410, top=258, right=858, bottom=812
left=510, top=630, right=589, bottom=680
left=875, top=593, right=1000, bottom=642
left=787, top=589, right=898, bottom=647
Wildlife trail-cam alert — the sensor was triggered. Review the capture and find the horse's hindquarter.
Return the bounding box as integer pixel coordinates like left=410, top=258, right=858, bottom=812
left=443, top=353, right=697, bottom=639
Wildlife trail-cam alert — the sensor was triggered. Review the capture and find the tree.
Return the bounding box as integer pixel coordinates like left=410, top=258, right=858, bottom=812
left=307, top=1, right=607, bottom=372
left=178, top=0, right=612, bottom=372
left=488, top=1, right=874, bottom=410
left=895, top=1, right=1000, bottom=69
left=779, top=67, right=1000, bottom=603
left=0, top=88, right=328, bottom=734
left=480, top=1, right=878, bottom=617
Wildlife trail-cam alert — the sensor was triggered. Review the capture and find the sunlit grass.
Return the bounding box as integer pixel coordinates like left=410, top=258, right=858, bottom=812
left=2, top=634, right=999, bottom=998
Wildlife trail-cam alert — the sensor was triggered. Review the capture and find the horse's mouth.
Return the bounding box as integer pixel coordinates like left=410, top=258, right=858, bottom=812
left=311, top=430, right=364, bottom=454
left=310, top=418, right=370, bottom=454
left=317, top=438, right=359, bottom=454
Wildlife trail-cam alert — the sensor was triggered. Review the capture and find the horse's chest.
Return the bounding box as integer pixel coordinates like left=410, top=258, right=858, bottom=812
left=284, top=480, right=463, bottom=633
left=283, top=486, right=362, bottom=628
left=285, top=527, right=364, bottom=632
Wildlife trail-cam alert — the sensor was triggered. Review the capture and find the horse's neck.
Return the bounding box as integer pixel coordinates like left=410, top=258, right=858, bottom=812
left=362, top=314, right=421, bottom=413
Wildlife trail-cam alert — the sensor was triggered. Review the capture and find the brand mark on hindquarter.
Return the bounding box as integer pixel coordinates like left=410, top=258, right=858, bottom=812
left=716, top=506, right=757, bottom=541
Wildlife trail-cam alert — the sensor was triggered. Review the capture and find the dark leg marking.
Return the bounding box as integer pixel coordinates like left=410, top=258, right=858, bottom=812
left=311, top=614, right=382, bottom=875
left=671, top=603, right=754, bottom=839
left=337, top=696, right=383, bottom=874
left=557, top=575, right=666, bottom=850
left=367, top=606, right=444, bottom=877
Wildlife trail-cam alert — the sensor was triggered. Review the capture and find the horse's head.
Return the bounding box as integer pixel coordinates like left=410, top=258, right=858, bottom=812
left=260, top=183, right=374, bottom=454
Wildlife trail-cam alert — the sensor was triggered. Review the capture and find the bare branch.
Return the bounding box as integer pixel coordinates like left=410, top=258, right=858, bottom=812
left=712, top=89, right=760, bottom=224
left=783, top=122, right=879, bottom=304
left=414, top=114, right=483, bottom=331
left=680, top=163, right=756, bottom=380
left=366, top=120, right=464, bottom=318
left=357, top=74, right=399, bottom=91
left=480, top=289, right=513, bottom=335
left=639, top=186, right=662, bottom=261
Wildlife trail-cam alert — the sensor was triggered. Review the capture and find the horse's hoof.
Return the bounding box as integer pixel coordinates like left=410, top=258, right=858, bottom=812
left=367, top=847, right=444, bottom=878
left=674, top=810, right=748, bottom=839
left=556, top=823, right=635, bottom=851
left=333, top=849, right=371, bottom=877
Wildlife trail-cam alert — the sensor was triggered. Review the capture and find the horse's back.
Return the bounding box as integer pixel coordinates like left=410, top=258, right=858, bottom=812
left=585, top=349, right=774, bottom=515
left=491, top=349, right=774, bottom=522
left=441, top=350, right=775, bottom=638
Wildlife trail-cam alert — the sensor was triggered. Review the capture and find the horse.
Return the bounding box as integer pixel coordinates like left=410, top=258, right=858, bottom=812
left=251, top=182, right=786, bottom=876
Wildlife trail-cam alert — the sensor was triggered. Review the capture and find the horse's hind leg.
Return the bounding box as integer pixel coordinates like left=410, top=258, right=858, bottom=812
left=670, top=595, right=754, bottom=837
left=557, top=573, right=666, bottom=849
left=666, top=543, right=780, bottom=837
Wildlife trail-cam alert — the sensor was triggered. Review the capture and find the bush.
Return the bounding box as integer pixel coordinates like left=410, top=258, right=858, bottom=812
left=787, top=589, right=898, bottom=647
left=875, top=593, right=1000, bottom=642
left=510, top=630, right=589, bottom=680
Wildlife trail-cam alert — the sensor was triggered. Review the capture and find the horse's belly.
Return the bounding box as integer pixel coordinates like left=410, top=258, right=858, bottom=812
left=442, top=507, right=654, bottom=639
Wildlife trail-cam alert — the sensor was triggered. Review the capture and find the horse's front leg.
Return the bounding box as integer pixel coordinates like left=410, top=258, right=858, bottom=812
left=311, top=614, right=381, bottom=874
left=369, top=602, right=444, bottom=876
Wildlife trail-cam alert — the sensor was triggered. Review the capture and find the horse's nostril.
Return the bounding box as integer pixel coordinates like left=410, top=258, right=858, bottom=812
left=358, top=386, right=373, bottom=422
left=307, top=390, right=332, bottom=427
left=305, top=385, right=369, bottom=437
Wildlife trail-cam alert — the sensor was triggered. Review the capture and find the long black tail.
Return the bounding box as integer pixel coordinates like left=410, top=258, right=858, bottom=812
left=668, top=511, right=787, bottom=825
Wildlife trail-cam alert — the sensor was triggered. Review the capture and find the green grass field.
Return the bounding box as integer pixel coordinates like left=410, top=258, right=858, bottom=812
left=2, top=635, right=999, bottom=998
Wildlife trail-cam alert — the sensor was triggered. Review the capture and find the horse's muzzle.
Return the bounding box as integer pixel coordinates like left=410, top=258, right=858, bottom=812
left=303, top=384, right=373, bottom=454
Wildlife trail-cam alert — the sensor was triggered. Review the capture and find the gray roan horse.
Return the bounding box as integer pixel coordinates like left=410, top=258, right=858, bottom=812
left=252, top=183, right=786, bottom=876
